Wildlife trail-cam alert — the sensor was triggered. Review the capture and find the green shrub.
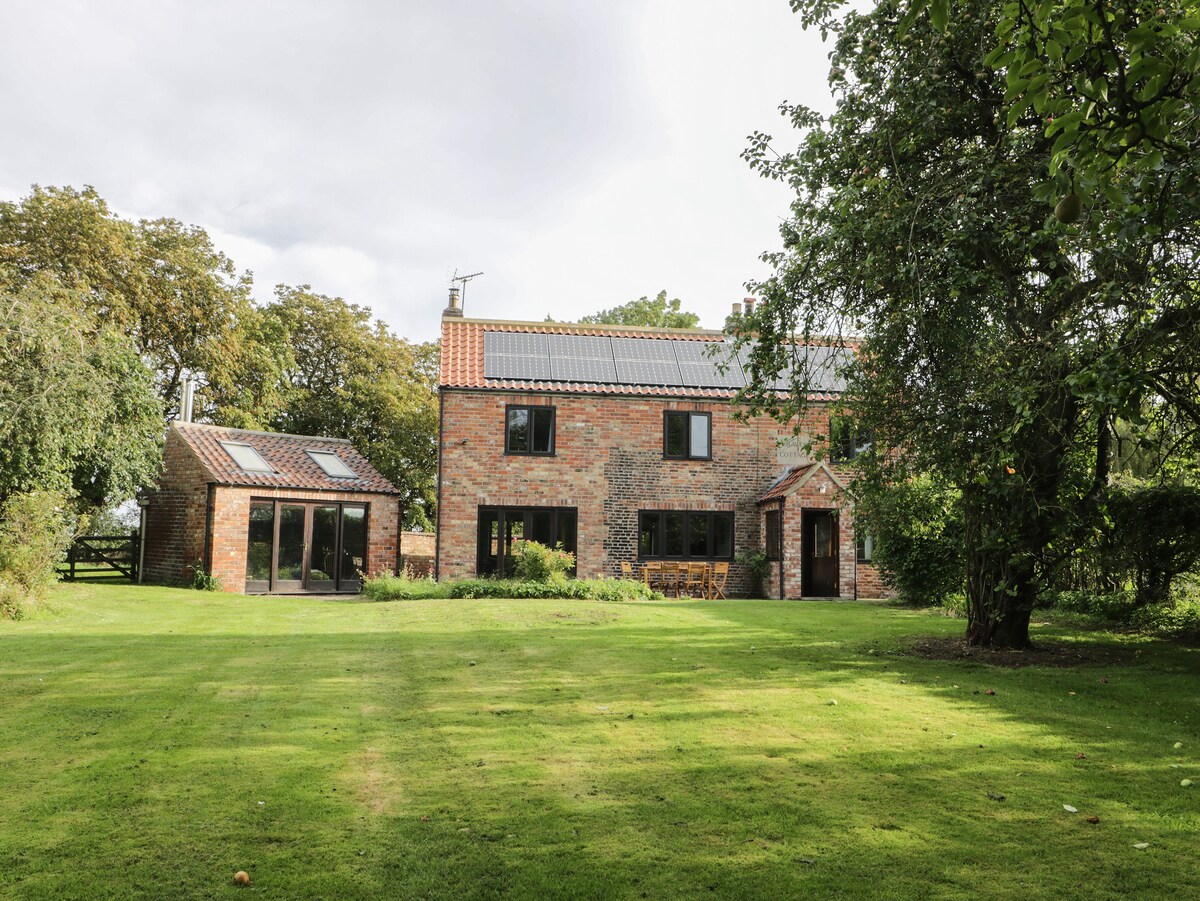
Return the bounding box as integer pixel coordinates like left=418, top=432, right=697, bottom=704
left=735, top=549, right=770, bottom=598
left=0, top=490, right=75, bottom=618
left=854, top=472, right=964, bottom=606
left=510, top=540, right=575, bottom=582
left=188, top=563, right=221, bottom=592
left=446, top=577, right=658, bottom=602
left=1044, top=582, right=1200, bottom=639
left=362, top=570, right=449, bottom=601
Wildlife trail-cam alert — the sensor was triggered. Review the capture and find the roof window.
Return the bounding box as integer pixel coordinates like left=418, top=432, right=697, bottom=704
left=219, top=441, right=275, bottom=473
left=307, top=450, right=357, bottom=479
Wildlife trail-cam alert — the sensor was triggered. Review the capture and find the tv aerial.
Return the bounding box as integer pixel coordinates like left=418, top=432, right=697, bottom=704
left=450, top=269, right=484, bottom=303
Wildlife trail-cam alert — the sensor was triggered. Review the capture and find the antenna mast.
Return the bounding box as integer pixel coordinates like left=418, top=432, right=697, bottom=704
left=450, top=269, right=484, bottom=304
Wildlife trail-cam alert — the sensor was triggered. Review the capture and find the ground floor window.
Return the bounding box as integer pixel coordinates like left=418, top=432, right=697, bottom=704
left=638, top=510, right=733, bottom=560
left=245, top=500, right=367, bottom=593
left=764, top=509, right=782, bottom=560
left=856, top=532, right=875, bottom=563
left=476, top=506, right=577, bottom=576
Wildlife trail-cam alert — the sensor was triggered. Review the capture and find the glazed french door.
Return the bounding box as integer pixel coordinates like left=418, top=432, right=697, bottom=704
left=245, top=500, right=368, bottom=593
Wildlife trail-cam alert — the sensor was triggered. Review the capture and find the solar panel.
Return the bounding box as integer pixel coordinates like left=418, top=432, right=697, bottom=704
left=485, top=331, right=550, bottom=357
left=549, top=334, right=613, bottom=359
left=551, top=355, right=618, bottom=383
left=611, top=337, right=676, bottom=362
left=486, top=354, right=553, bottom=380
left=671, top=340, right=724, bottom=363
left=679, top=362, right=745, bottom=389
left=615, top=359, right=684, bottom=386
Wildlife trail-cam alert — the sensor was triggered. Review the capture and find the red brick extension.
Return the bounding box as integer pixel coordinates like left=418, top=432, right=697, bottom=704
left=141, top=426, right=401, bottom=592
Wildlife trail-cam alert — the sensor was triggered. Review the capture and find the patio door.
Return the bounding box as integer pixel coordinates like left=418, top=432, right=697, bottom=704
left=476, top=506, right=577, bottom=576
left=801, top=509, right=839, bottom=597
left=245, top=500, right=369, bottom=593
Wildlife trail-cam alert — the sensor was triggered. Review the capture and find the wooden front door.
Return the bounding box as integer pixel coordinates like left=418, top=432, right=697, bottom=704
left=802, top=509, right=839, bottom=597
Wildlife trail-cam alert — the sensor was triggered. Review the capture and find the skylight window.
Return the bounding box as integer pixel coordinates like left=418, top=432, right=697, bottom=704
left=220, top=441, right=275, bottom=473
left=307, top=450, right=357, bottom=479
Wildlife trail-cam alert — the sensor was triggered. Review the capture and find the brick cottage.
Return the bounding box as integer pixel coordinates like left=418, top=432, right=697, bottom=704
left=141, top=423, right=402, bottom=593
left=435, top=292, right=887, bottom=599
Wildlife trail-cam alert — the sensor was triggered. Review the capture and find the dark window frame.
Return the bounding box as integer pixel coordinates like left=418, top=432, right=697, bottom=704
left=505, top=404, right=557, bottom=456
left=476, top=505, right=578, bottom=576
left=829, top=416, right=873, bottom=464
left=637, top=509, right=734, bottom=560
left=764, top=508, right=782, bottom=561
left=244, top=497, right=369, bottom=593
left=663, top=411, right=712, bottom=461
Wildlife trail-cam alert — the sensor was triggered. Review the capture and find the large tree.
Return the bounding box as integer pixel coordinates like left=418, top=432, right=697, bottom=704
left=579, top=290, right=701, bottom=328
left=0, top=271, right=162, bottom=509
left=0, top=186, right=253, bottom=416
left=209, top=286, right=440, bottom=530
left=738, top=0, right=1200, bottom=647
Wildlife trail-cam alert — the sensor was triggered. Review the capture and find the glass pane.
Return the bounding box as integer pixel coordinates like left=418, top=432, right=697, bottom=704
left=664, top=413, right=687, bottom=457
left=531, top=408, right=554, bottom=453
left=713, top=513, right=733, bottom=559
left=246, top=502, right=274, bottom=582
left=277, top=505, right=306, bottom=582
left=220, top=441, right=274, bottom=472
left=556, top=509, right=577, bottom=554
left=690, top=414, right=709, bottom=458
left=665, top=512, right=685, bottom=556
left=507, top=408, right=529, bottom=452
left=307, top=451, right=357, bottom=478
left=478, top=509, right=499, bottom=574
left=814, top=516, right=832, bottom=558
left=530, top=509, right=554, bottom=546
left=688, top=514, right=709, bottom=557
left=639, top=512, right=660, bottom=557
left=340, top=506, right=367, bottom=583
left=309, top=506, right=338, bottom=582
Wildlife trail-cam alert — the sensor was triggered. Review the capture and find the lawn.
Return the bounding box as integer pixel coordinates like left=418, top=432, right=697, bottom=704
left=0, top=585, right=1196, bottom=900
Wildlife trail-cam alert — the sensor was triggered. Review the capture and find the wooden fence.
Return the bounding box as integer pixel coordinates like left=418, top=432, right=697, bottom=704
left=60, top=533, right=139, bottom=581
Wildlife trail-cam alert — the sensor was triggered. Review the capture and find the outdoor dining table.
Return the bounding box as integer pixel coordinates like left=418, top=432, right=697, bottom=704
left=638, top=562, right=714, bottom=598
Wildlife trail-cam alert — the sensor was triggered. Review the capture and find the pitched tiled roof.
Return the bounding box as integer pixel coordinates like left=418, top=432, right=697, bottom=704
left=758, top=464, right=818, bottom=503
left=439, top=317, right=842, bottom=400
left=172, top=423, right=399, bottom=494
left=757, top=461, right=851, bottom=504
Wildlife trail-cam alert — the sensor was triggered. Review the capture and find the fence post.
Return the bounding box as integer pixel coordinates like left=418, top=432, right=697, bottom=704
left=68, top=541, right=76, bottom=581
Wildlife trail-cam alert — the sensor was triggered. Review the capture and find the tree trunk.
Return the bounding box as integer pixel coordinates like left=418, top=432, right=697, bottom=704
left=963, top=490, right=1036, bottom=649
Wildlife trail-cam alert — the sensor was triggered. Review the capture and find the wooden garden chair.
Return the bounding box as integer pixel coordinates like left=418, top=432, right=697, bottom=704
left=658, top=561, right=681, bottom=597
left=708, top=562, right=729, bottom=599
left=620, top=560, right=635, bottom=581
left=681, top=562, right=708, bottom=598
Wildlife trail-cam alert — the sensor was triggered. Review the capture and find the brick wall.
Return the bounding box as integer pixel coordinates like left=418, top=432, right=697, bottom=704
left=401, top=531, right=436, bottom=577
left=438, top=389, right=871, bottom=597
left=142, top=427, right=401, bottom=592
left=208, top=488, right=401, bottom=592
left=141, top=428, right=212, bottom=586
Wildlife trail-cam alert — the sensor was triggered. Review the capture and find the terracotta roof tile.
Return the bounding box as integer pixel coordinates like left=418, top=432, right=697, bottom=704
left=758, top=464, right=818, bottom=503
left=173, top=423, right=399, bottom=494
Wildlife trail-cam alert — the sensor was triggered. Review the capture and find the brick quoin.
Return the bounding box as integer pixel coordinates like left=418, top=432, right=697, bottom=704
left=436, top=318, right=891, bottom=600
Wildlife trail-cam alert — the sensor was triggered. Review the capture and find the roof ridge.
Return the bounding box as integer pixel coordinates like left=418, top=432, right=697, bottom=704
left=173, top=421, right=353, bottom=446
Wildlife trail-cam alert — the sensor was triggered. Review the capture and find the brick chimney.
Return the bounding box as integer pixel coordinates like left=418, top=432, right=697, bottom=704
left=443, top=285, right=463, bottom=317
left=744, top=296, right=757, bottom=315
left=731, top=301, right=743, bottom=316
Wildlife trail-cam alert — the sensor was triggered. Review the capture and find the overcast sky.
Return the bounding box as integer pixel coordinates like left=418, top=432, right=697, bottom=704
left=1, top=1, right=835, bottom=342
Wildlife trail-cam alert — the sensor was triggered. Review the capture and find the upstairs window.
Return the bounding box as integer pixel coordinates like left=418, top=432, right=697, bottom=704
left=219, top=441, right=274, bottom=473
left=664, top=411, right=711, bottom=460
left=506, top=405, right=555, bottom=455
left=830, top=416, right=873, bottom=463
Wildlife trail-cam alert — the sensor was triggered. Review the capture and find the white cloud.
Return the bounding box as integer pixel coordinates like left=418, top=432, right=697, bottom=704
left=0, top=0, right=835, bottom=340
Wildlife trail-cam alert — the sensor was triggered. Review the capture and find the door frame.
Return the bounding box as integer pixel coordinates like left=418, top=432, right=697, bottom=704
left=800, top=508, right=839, bottom=598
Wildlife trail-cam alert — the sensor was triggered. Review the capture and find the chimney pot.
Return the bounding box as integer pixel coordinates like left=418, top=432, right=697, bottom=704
left=731, top=302, right=743, bottom=316
left=744, top=297, right=757, bottom=315
left=444, top=285, right=463, bottom=317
